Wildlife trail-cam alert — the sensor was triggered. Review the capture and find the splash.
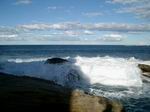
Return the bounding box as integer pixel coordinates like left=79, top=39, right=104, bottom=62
left=75, top=56, right=142, bottom=87
left=0, top=56, right=144, bottom=87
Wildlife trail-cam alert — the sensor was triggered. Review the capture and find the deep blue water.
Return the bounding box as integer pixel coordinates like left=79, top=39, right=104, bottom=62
left=0, top=45, right=150, bottom=112
left=0, top=45, right=150, bottom=61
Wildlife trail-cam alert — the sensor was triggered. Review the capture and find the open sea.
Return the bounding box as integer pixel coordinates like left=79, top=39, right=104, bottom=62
left=0, top=45, right=150, bottom=112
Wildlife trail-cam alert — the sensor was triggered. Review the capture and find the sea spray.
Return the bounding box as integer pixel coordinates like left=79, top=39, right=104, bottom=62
left=74, top=56, right=142, bottom=87
left=1, top=56, right=143, bottom=87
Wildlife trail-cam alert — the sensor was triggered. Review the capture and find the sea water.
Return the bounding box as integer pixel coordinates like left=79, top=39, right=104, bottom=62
left=0, top=45, right=150, bottom=112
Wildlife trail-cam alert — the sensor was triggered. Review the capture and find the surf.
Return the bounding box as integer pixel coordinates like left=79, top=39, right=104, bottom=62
left=0, top=56, right=145, bottom=87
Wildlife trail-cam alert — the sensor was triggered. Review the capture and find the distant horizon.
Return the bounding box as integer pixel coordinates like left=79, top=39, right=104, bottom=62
left=0, top=44, right=149, bottom=46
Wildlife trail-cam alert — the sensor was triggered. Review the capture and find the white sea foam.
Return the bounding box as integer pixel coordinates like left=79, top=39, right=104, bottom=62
left=74, top=56, right=143, bottom=87
left=7, top=57, right=71, bottom=63
left=7, top=58, right=48, bottom=63
left=0, top=56, right=146, bottom=88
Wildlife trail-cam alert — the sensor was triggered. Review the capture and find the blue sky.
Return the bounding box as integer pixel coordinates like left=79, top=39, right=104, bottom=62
left=0, top=0, right=150, bottom=45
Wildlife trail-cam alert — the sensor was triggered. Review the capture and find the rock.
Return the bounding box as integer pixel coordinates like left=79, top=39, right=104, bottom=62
left=70, top=89, right=125, bottom=112
left=138, top=64, right=150, bottom=72
left=0, top=72, right=71, bottom=112
left=0, top=72, right=125, bottom=112
left=138, top=64, right=150, bottom=77
left=67, top=73, right=80, bottom=82
left=141, top=72, right=150, bottom=78
left=45, top=58, right=68, bottom=64
left=67, top=70, right=81, bottom=82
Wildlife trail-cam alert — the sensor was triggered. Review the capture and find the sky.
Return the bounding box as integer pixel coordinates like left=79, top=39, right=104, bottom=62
left=0, top=0, right=150, bottom=45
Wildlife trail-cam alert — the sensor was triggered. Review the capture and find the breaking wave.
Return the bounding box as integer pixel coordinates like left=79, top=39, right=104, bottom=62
left=1, top=56, right=150, bottom=99
left=1, top=56, right=145, bottom=87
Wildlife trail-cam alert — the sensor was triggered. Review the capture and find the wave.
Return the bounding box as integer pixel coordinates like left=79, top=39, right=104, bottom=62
left=7, top=57, right=49, bottom=63
left=74, top=56, right=143, bottom=87
left=1, top=56, right=150, bottom=99
left=7, top=57, right=71, bottom=63
left=1, top=56, right=147, bottom=87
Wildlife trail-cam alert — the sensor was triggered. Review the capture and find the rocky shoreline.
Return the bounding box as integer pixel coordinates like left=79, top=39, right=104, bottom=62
left=138, top=64, right=150, bottom=78
left=1, top=58, right=149, bottom=112
left=0, top=72, right=124, bottom=112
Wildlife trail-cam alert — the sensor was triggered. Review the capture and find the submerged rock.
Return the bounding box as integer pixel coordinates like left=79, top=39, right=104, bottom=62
left=138, top=64, right=150, bottom=77
left=45, top=57, right=68, bottom=64
left=70, top=89, right=125, bottom=112
left=67, top=70, right=81, bottom=82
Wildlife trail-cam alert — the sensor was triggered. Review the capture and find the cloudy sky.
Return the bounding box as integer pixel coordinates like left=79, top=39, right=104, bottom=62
left=0, top=0, right=150, bottom=45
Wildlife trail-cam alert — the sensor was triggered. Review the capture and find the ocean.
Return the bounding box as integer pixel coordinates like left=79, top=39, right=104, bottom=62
left=0, top=45, right=150, bottom=112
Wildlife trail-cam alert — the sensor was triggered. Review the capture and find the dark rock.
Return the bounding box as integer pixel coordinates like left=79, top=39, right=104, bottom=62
left=0, top=72, right=125, bottom=112
left=67, top=73, right=80, bottom=82
left=141, top=72, right=150, bottom=78
left=0, top=72, right=71, bottom=112
left=67, top=70, right=81, bottom=82
left=138, top=64, right=150, bottom=72
left=45, top=58, right=68, bottom=64
left=138, top=64, right=150, bottom=77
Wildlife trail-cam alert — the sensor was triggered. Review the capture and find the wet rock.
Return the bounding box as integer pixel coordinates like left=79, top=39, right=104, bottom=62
left=45, top=58, right=68, bottom=64
left=138, top=64, right=150, bottom=77
left=70, top=89, right=125, bottom=112
left=67, top=73, right=80, bottom=82
left=141, top=72, right=150, bottom=78
left=0, top=72, right=125, bottom=112
left=138, top=64, right=150, bottom=72
left=67, top=70, right=81, bottom=82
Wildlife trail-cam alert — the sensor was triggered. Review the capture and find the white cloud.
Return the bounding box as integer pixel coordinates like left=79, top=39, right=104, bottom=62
left=19, top=24, right=52, bottom=30
left=0, top=34, right=18, bottom=38
left=83, top=30, right=94, bottom=35
left=0, top=22, right=149, bottom=44
left=117, top=5, right=150, bottom=19
left=42, top=34, right=53, bottom=37
left=48, top=6, right=57, bottom=10
left=0, top=34, right=21, bottom=41
left=18, top=22, right=150, bottom=32
left=0, top=26, right=20, bottom=34
left=37, top=35, right=81, bottom=41
left=0, top=26, right=20, bottom=41
left=48, top=6, right=62, bottom=10
left=138, top=41, right=147, bottom=46
left=64, top=31, right=79, bottom=37
left=107, top=0, right=150, bottom=20
left=107, top=0, right=149, bottom=4
left=83, top=12, right=103, bottom=17
left=15, top=0, right=32, bottom=5
left=18, top=22, right=79, bottom=30
left=99, top=34, right=124, bottom=42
